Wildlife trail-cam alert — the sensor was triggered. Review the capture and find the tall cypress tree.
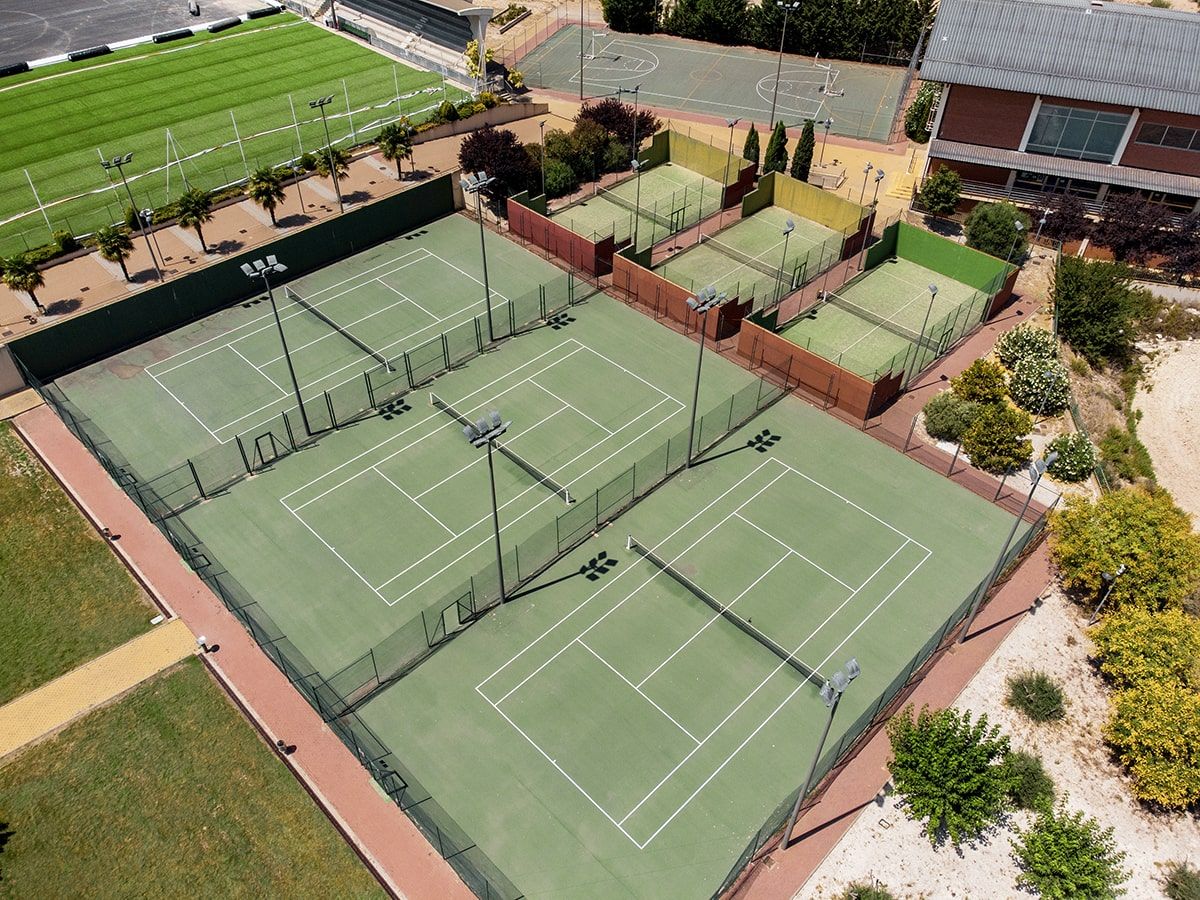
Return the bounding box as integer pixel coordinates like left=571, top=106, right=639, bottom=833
left=762, top=120, right=789, bottom=175
left=791, top=119, right=815, bottom=181
left=742, top=127, right=761, bottom=167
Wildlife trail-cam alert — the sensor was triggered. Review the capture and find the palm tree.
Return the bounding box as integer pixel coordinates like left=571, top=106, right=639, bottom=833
left=95, top=224, right=135, bottom=281
left=247, top=166, right=287, bottom=225
left=175, top=187, right=214, bottom=253
left=377, top=121, right=414, bottom=180
left=2, top=255, right=46, bottom=313
left=315, top=146, right=351, bottom=197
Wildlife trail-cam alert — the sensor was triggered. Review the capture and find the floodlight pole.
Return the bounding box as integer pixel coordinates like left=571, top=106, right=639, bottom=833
left=916, top=283, right=938, bottom=350
left=464, top=412, right=512, bottom=604
left=631, top=159, right=645, bottom=250
left=310, top=96, right=344, bottom=214
left=485, top=441, right=507, bottom=602
left=818, top=117, right=833, bottom=166
left=292, top=164, right=307, bottom=213
left=1033, top=209, right=1050, bottom=247
left=782, top=659, right=860, bottom=848
left=857, top=162, right=873, bottom=205
left=243, top=257, right=312, bottom=437
left=462, top=172, right=497, bottom=342
left=777, top=219, right=795, bottom=300
left=101, top=153, right=163, bottom=282
left=139, top=209, right=166, bottom=275
left=1004, top=219, right=1026, bottom=266
left=721, top=118, right=740, bottom=227
left=620, top=84, right=642, bottom=162
left=685, top=287, right=725, bottom=466
left=959, top=454, right=1057, bottom=643
left=858, top=169, right=885, bottom=269
left=1088, top=564, right=1126, bottom=625
left=769, top=1, right=801, bottom=129
left=579, top=0, right=585, bottom=102
left=539, top=120, right=547, bottom=198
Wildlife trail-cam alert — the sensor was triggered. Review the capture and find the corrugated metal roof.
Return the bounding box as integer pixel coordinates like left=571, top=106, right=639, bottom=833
left=930, top=139, right=1200, bottom=194
left=922, top=0, right=1200, bottom=116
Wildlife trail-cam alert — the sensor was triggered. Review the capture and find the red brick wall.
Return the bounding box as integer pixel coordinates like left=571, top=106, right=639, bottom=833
left=928, top=158, right=1011, bottom=186
left=1119, top=109, right=1200, bottom=178
left=936, top=86, right=1035, bottom=150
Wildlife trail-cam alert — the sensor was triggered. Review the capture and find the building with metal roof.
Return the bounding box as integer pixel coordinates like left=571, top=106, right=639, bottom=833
left=918, top=0, right=1200, bottom=215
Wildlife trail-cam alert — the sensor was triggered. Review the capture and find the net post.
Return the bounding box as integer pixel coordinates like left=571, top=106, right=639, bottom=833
left=440, top=334, right=450, bottom=370
left=281, top=410, right=298, bottom=451
left=235, top=434, right=252, bottom=475
left=364, top=371, right=376, bottom=409
left=326, top=391, right=338, bottom=429
left=904, top=414, right=917, bottom=451
left=187, top=458, right=207, bottom=500
left=403, top=351, right=415, bottom=389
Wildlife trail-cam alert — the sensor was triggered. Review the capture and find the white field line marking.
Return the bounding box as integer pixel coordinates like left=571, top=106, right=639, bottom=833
left=529, top=379, right=613, bottom=434
left=635, top=549, right=793, bottom=689
left=230, top=346, right=288, bottom=397
left=732, top=512, right=854, bottom=591
left=833, top=284, right=935, bottom=360
left=284, top=504, right=390, bottom=605
left=576, top=640, right=700, bottom=744
left=372, top=466, right=459, bottom=538
left=375, top=277, right=437, bottom=320
left=147, top=369, right=223, bottom=443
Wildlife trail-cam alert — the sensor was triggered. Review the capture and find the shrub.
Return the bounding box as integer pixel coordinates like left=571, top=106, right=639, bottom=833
left=478, top=90, right=499, bottom=109
left=995, top=323, right=1057, bottom=369
left=961, top=403, right=1033, bottom=473
left=1053, top=257, right=1152, bottom=366
left=52, top=230, right=78, bottom=253
left=1041, top=193, right=1091, bottom=245
left=951, top=358, right=1008, bottom=403
left=886, top=705, right=1013, bottom=845
left=1049, top=489, right=1200, bottom=613
left=1008, top=356, right=1070, bottom=416
left=922, top=392, right=981, bottom=443
left=123, top=204, right=141, bottom=231
left=601, top=137, right=629, bottom=173
left=1099, top=426, right=1155, bottom=483
left=918, top=165, right=961, bottom=217
left=904, top=82, right=939, bottom=144
left=964, top=201, right=1030, bottom=260
left=298, top=151, right=318, bottom=171
left=836, top=882, right=897, bottom=900
left=542, top=157, right=578, bottom=198
left=1006, top=671, right=1066, bottom=723
left=437, top=99, right=460, bottom=122
left=1165, top=861, right=1200, bottom=900
left=458, top=125, right=535, bottom=207
left=1105, top=679, right=1200, bottom=808
left=1011, top=802, right=1129, bottom=899
left=1000, top=750, right=1056, bottom=813
left=1044, top=432, right=1097, bottom=483
left=1091, top=607, right=1200, bottom=689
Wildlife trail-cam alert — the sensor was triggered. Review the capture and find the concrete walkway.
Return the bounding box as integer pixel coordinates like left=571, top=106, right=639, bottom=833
left=0, top=618, right=195, bottom=759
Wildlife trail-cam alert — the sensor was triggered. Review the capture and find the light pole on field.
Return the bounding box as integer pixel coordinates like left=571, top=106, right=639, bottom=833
left=100, top=152, right=163, bottom=282
left=818, top=117, right=833, bottom=166
left=1005, top=219, right=1026, bottom=266
left=857, top=162, right=874, bottom=205
left=463, top=410, right=513, bottom=604
left=777, top=218, right=795, bottom=300
left=241, top=256, right=312, bottom=436
left=685, top=286, right=728, bottom=466
left=461, top=171, right=498, bottom=342
left=769, top=1, right=801, bottom=129
left=720, top=117, right=740, bottom=227
left=309, top=95, right=344, bottom=214
left=1088, top=564, right=1127, bottom=625
left=858, top=168, right=885, bottom=269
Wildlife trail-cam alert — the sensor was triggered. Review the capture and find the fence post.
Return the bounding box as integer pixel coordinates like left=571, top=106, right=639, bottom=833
left=187, top=458, right=207, bottom=500
left=949, top=442, right=962, bottom=475
left=364, top=370, right=376, bottom=409
left=904, top=414, right=917, bottom=451
left=326, top=392, right=338, bottom=429
left=235, top=434, right=252, bottom=475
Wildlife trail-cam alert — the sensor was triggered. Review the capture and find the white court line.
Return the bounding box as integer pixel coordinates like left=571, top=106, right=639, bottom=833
left=230, top=346, right=288, bottom=398
left=529, top=380, right=613, bottom=434
left=832, top=284, right=935, bottom=360
left=147, top=370, right=222, bottom=443
left=372, top=466, right=459, bottom=538
left=732, top=512, right=854, bottom=591
left=375, top=277, right=437, bottom=320
left=576, top=640, right=700, bottom=744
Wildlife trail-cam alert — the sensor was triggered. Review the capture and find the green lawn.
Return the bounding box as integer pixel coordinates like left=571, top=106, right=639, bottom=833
left=0, top=421, right=151, bottom=705
left=0, top=657, right=384, bottom=897
left=0, top=15, right=464, bottom=255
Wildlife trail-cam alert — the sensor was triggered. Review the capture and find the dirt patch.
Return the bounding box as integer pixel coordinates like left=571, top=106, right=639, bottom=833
left=801, top=588, right=1200, bottom=899
left=1136, top=340, right=1200, bottom=528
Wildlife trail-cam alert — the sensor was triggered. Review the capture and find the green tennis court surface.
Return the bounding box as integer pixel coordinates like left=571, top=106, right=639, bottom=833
left=551, top=162, right=723, bottom=249
left=517, top=26, right=905, bottom=143
left=354, top=387, right=1021, bottom=897
left=658, top=205, right=840, bottom=306
left=779, top=257, right=987, bottom=378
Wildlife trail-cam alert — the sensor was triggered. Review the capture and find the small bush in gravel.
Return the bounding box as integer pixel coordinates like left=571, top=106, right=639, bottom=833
left=837, top=882, right=897, bottom=900
left=1091, top=607, right=1200, bottom=689
left=1012, top=802, right=1129, bottom=899
left=1009, top=356, right=1071, bottom=416
left=922, top=392, right=982, bottom=443
left=1044, top=432, right=1097, bottom=482
left=995, top=323, right=1057, bottom=368
left=951, top=358, right=1008, bottom=403
left=1105, top=679, right=1200, bottom=808
left=961, top=403, right=1033, bottom=473
left=1165, top=861, right=1200, bottom=900
left=1006, top=671, right=1066, bottom=722
left=1000, top=750, right=1056, bottom=813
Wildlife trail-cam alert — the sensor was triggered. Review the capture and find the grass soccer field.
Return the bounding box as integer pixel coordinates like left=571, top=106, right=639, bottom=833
left=779, top=257, right=988, bottom=378
left=0, top=14, right=465, bottom=255
left=353, top=382, right=1023, bottom=897
left=517, top=26, right=905, bottom=143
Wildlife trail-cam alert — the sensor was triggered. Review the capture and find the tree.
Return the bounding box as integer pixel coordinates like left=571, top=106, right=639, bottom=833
left=964, top=201, right=1031, bottom=260
left=1105, top=680, right=1200, bottom=808
left=922, top=392, right=982, bottom=443
left=1049, top=488, right=1200, bottom=613
left=666, top=0, right=747, bottom=45
left=464, top=39, right=495, bottom=81
left=1044, top=432, right=1098, bottom=483
left=1007, top=356, right=1070, bottom=416
left=377, top=121, right=414, bottom=179
left=458, top=125, right=535, bottom=209
left=762, top=120, right=789, bottom=175
left=917, top=165, right=961, bottom=217
left=1040, top=193, right=1091, bottom=245
left=961, top=402, right=1033, bottom=473
left=1053, top=257, right=1151, bottom=366
left=950, top=357, right=1008, bottom=403
left=175, top=187, right=214, bottom=253
left=94, top=224, right=135, bottom=281
left=577, top=97, right=660, bottom=152
left=886, top=705, right=1013, bottom=845
left=791, top=119, right=815, bottom=181
left=1091, top=607, right=1200, bottom=689
left=1162, top=213, right=1200, bottom=283
left=1011, top=802, right=1129, bottom=898
left=904, top=82, right=940, bottom=143
left=994, top=323, right=1057, bottom=369
left=601, top=0, right=658, bottom=32
left=1092, top=192, right=1172, bottom=265
left=742, top=127, right=760, bottom=168
left=1, top=255, right=46, bottom=313
left=247, top=166, right=286, bottom=226
left=315, top=146, right=351, bottom=195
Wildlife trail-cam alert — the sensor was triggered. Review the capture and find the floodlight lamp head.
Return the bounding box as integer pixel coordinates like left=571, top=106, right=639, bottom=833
left=819, top=681, right=837, bottom=707
left=489, top=410, right=503, bottom=429
left=266, top=254, right=279, bottom=267
left=929, top=283, right=938, bottom=296
left=831, top=670, right=850, bottom=693
left=863, top=162, right=873, bottom=173
left=1015, top=220, right=1026, bottom=230
left=783, top=218, right=795, bottom=235
left=874, top=169, right=885, bottom=182
left=726, top=117, right=740, bottom=127
left=463, top=423, right=479, bottom=442
left=240, top=263, right=255, bottom=277
left=844, top=657, right=861, bottom=680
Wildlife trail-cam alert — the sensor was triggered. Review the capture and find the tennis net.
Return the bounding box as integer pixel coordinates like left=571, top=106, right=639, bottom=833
left=825, top=292, right=938, bottom=351
left=700, top=235, right=781, bottom=280
left=598, top=187, right=675, bottom=231
left=431, top=393, right=572, bottom=504
left=627, top=535, right=823, bottom=687
left=285, top=286, right=392, bottom=370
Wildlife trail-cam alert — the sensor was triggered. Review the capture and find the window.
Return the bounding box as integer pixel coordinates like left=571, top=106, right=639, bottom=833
left=1025, top=105, right=1131, bottom=162
left=1012, top=171, right=1102, bottom=200
left=1135, top=122, right=1200, bottom=152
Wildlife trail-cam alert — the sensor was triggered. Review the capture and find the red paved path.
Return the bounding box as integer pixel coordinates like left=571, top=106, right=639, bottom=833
left=15, top=403, right=471, bottom=900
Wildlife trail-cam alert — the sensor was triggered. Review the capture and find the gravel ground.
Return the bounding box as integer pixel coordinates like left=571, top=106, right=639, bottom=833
left=1136, top=340, right=1200, bottom=529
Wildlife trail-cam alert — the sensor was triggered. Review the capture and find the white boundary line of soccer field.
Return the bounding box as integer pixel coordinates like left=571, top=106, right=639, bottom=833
left=476, top=456, right=931, bottom=848
left=279, top=338, right=686, bottom=607
left=143, top=245, right=511, bottom=444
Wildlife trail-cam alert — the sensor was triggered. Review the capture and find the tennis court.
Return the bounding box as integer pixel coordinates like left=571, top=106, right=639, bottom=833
left=778, top=257, right=987, bottom=378
left=550, top=161, right=723, bottom=249
left=658, top=205, right=841, bottom=307
left=516, top=26, right=906, bottom=143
